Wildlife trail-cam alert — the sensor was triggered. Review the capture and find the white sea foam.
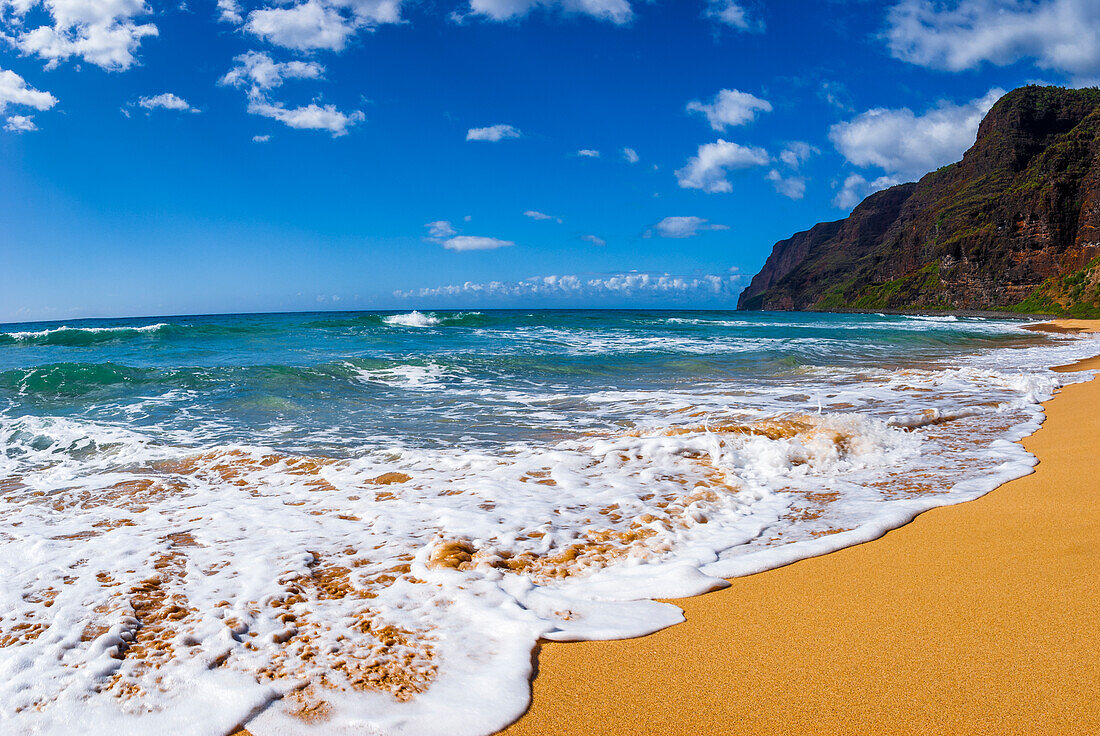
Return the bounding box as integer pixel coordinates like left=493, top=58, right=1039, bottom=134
left=0, top=330, right=1097, bottom=735
left=2, top=323, right=170, bottom=340
left=350, top=362, right=451, bottom=389
left=383, top=311, right=441, bottom=328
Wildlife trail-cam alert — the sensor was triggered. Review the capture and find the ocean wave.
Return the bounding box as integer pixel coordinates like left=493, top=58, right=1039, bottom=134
left=0, top=362, right=158, bottom=396
left=0, top=323, right=170, bottom=347
left=384, top=311, right=443, bottom=327
left=664, top=317, right=755, bottom=327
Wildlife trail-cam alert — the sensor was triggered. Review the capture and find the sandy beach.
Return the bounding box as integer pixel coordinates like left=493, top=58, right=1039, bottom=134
left=499, top=319, right=1100, bottom=736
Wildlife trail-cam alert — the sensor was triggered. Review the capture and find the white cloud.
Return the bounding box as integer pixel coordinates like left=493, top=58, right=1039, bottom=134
left=581, top=234, right=606, bottom=246
left=442, top=235, right=515, bottom=251
left=252, top=134, right=271, bottom=142
left=425, top=220, right=457, bottom=239
left=464, top=0, right=632, bottom=24
left=221, top=51, right=324, bottom=95
left=675, top=139, right=770, bottom=193
left=243, top=0, right=404, bottom=51
left=767, top=142, right=815, bottom=199
left=524, top=210, right=562, bottom=222
left=423, top=221, right=513, bottom=251
left=247, top=99, right=364, bottom=136
left=0, top=68, right=57, bottom=114
left=222, top=52, right=355, bottom=136
left=395, top=271, right=743, bottom=302
left=704, top=0, right=760, bottom=31
left=576, top=148, right=600, bottom=157
left=833, top=173, right=903, bottom=210
left=622, top=146, right=639, bottom=163
left=779, top=141, right=817, bottom=168
left=651, top=216, right=730, bottom=239
left=217, top=0, right=243, bottom=23
left=829, top=88, right=1003, bottom=180
left=686, top=89, right=771, bottom=130
left=4, top=114, right=37, bottom=131
left=886, top=0, right=1100, bottom=83
left=466, top=124, right=521, bottom=141
left=138, top=92, right=194, bottom=112
left=246, top=1, right=356, bottom=51
left=766, top=170, right=806, bottom=200
left=5, top=0, right=158, bottom=71
left=329, top=0, right=403, bottom=25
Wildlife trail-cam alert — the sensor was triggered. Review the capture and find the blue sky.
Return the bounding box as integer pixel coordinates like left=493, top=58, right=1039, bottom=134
left=1, top=0, right=1098, bottom=322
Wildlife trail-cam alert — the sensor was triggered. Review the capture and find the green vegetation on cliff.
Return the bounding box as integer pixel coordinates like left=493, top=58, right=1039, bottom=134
left=1011, top=255, right=1100, bottom=318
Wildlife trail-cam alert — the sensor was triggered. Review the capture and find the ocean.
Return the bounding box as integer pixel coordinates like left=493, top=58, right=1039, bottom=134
left=0, top=309, right=1096, bottom=735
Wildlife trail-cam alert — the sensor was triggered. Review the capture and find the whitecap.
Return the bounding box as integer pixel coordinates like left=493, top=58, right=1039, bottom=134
left=383, top=311, right=441, bottom=328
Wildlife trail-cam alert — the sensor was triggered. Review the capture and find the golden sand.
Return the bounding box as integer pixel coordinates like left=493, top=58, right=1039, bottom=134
left=499, top=319, right=1100, bottom=736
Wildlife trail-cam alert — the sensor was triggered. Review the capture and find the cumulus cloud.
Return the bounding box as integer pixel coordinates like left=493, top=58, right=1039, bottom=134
left=425, top=220, right=457, bottom=238
left=442, top=235, right=515, bottom=251
left=829, top=88, right=1003, bottom=180
left=0, top=68, right=57, bottom=114
left=394, top=270, right=743, bottom=303
left=686, top=89, right=772, bottom=130
left=650, top=216, right=730, bottom=239
left=423, top=221, right=513, bottom=251
left=466, top=124, right=521, bottom=141
left=328, top=0, right=403, bottom=25
left=221, top=51, right=324, bottom=95
left=4, top=0, right=158, bottom=71
left=463, top=0, right=633, bottom=24
left=524, top=210, right=562, bottom=222
left=138, top=93, right=194, bottom=112
left=765, top=142, right=816, bottom=199
left=704, top=0, right=761, bottom=31
left=778, top=141, right=817, bottom=168
left=217, top=0, right=243, bottom=23
left=886, top=0, right=1100, bottom=83
left=252, top=134, right=271, bottom=142
left=581, top=234, right=606, bottom=246
left=247, top=99, right=364, bottom=136
left=675, top=139, right=770, bottom=193
left=766, top=170, right=806, bottom=200
left=576, top=148, right=600, bottom=157
left=833, top=173, right=903, bottom=210
left=622, top=147, right=639, bottom=163
left=242, top=0, right=404, bottom=51
left=222, top=52, right=359, bottom=136
left=4, top=114, right=37, bottom=131
left=245, top=1, right=355, bottom=51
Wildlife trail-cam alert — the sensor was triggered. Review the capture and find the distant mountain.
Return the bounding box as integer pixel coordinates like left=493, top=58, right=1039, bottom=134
left=738, top=86, right=1100, bottom=317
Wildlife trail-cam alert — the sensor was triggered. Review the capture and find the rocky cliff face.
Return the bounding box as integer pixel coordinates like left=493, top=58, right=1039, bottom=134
left=737, top=86, right=1100, bottom=316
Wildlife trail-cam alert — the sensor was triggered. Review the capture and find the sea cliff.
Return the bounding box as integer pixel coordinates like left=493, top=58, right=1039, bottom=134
left=738, top=86, right=1100, bottom=316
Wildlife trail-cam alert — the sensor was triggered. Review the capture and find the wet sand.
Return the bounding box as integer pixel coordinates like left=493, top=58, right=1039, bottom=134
left=499, top=319, right=1100, bottom=736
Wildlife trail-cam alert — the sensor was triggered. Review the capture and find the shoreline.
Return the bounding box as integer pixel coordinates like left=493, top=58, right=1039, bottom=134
left=499, top=319, right=1100, bottom=736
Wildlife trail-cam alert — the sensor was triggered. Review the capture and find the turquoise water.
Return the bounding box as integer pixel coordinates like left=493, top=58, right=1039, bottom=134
left=0, top=309, right=1050, bottom=451
left=0, top=310, right=1095, bottom=735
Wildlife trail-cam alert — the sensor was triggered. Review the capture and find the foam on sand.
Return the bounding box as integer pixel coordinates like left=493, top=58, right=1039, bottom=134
left=501, top=321, right=1100, bottom=736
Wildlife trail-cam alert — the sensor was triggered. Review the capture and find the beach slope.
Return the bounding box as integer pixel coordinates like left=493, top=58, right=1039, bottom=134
left=501, top=322, right=1100, bottom=736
